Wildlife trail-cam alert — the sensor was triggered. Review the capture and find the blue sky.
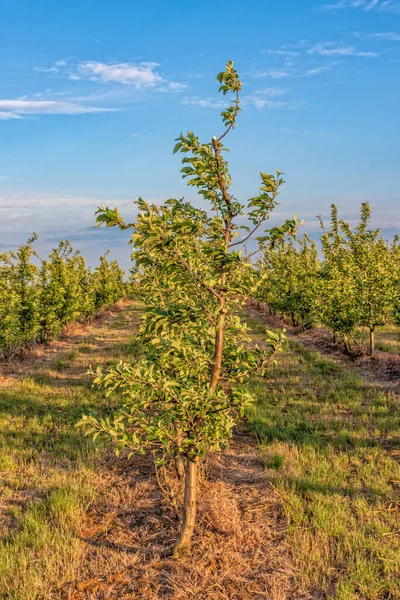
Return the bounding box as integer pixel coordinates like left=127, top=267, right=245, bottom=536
left=0, top=0, right=399, bottom=268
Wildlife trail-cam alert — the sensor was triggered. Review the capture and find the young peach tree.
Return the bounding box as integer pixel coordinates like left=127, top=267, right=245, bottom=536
left=78, top=62, right=297, bottom=556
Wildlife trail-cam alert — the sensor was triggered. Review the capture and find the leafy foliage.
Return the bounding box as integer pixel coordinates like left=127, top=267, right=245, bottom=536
left=256, top=202, right=400, bottom=354
left=257, top=234, right=320, bottom=327
left=78, top=61, right=297, bottom=555
left=0, top=237, right=127, bottom=357
left=319, top=203, right=398, bottom=353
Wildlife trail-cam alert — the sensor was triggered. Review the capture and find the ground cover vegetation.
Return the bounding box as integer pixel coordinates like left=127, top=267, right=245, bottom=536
left=257, top=204, right=400, bottom=356
left=0, top=237, right=127, bottom=358
left=244, top=309, right=400, bottom=600
left=0, top=301, right=398, bottom=599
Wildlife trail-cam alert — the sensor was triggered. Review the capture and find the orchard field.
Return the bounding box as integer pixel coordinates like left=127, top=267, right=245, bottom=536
left=0, top=63, right=399, bottom=599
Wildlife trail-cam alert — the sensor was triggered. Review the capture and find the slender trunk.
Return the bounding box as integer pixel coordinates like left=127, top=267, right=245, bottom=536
left=333, top=332, right=337, bottom=344
left=344, top=335, right=350, bottom=354
left=172, top=457, right=197, bottom=557
left=369, top=326, right=375, bottom=358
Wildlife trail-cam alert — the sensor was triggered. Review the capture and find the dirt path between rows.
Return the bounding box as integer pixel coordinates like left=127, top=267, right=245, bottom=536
left=60, top=303, right=309, bottom=600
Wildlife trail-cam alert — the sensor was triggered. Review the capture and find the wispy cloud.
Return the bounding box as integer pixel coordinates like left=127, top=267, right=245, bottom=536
left=181, top=88, right=305, bottom=110
left=354, top=31, right=400, bottom=41
left=305, top=65, right=331, bottom=76
left=249, top=68, right=292, bottom=79
left=0, top=99, right=115, bottom=119
left=77, top=61, right=163, bottom=87
left=264, top=49, right=300, bottom=57
left=181, top=97, right=226, bottom=108
left=0, top=175, right=23, bottom=182
left=36, top=59, right=187, bottom=92
left=243, top=95, right=305, bottom=110
left=318, top=0, right=400, bottom=13
left=307, top=42, right=379, bottom=57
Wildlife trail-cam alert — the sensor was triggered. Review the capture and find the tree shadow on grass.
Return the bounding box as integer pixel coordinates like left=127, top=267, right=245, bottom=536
left=249, top=418, right=400, bottom=452
left=0, top=387, right=115, bottom=462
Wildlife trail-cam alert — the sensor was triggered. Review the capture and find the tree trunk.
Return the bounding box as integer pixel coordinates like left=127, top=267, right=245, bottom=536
left=369, top=326, right=375, bottom=358
left=172, top=457, right=197, bottom=557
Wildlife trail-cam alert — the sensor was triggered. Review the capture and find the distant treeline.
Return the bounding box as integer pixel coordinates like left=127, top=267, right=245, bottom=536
left=255, top=203, right=400, bottom=356
left=0, top=235, right=129, bottom=358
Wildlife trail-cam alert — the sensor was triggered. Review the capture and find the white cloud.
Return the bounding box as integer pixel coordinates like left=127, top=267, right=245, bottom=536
left=164, top=81, right=187, bottom=92
left=307, top=42, right=378, bottom=57
left=305, top=65, right=331, bottom=76
left=0, top=194, right=101, bottom=210
left=77, top=61, right=163, bottom=87
left=0, top=99, right=115, bottom=119
left=0, top=111, right=22, bottom=120
left=256, top=87, right=291, bottom=97
left=181, top=97, right=226, bottom=108
left=34, top=66, right=59, bottom=74
left=243, top=95, right=303, bottom=109
left=36, top=59, right=187, bottom=93
left=354, top=31, right=400, bottom=41
left=182, top=88, right=305, bottom=111
left=265, top=49, right=300, bottom=57
left=318, top=0, right=400, bottom=12
left=249, top=69, right=292, bottom=79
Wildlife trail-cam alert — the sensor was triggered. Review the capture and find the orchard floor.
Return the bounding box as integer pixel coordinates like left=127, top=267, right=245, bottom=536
left=0, top=300, right=399, bottom=599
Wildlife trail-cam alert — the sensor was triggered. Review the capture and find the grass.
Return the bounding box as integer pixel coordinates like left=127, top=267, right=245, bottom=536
left=355, top=324, right=400, bottom=355
left=0, top=302, right=142, bottom=600
left=245, top=312, right=400, bottom=600
left=0, top=301, right=399, bottom=598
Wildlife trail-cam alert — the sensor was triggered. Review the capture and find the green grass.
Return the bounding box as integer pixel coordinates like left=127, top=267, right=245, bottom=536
left=0, top=302, right=142, bottom=600
left=245, top=313, right=400, bottom=600
left=1, top=302, right=399, bottom=599
left=355, top=324, right=400, bottom=355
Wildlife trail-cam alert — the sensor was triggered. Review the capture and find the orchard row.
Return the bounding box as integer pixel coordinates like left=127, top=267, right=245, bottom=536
left=256, top=203, right=400, bottom=356
left=0, top=235, right=128, bottom=358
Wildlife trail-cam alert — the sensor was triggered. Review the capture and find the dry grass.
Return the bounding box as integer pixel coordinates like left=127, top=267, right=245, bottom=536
left=63, top=437, right=306, bottom=600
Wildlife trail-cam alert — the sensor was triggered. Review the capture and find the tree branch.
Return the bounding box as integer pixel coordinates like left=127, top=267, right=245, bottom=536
left=229, top=220, right=263, bottom=249
left=171, top=248, right=223, bottom=302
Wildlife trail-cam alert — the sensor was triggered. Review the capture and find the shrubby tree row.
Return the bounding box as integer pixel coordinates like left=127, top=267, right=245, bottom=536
left=256, top=203, right=400, bottom=356
left=257, top=234, right=320, bottom=328
left=0, top=237, right=127, bottom=358
left=78, top=61, right=298, bottom=556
